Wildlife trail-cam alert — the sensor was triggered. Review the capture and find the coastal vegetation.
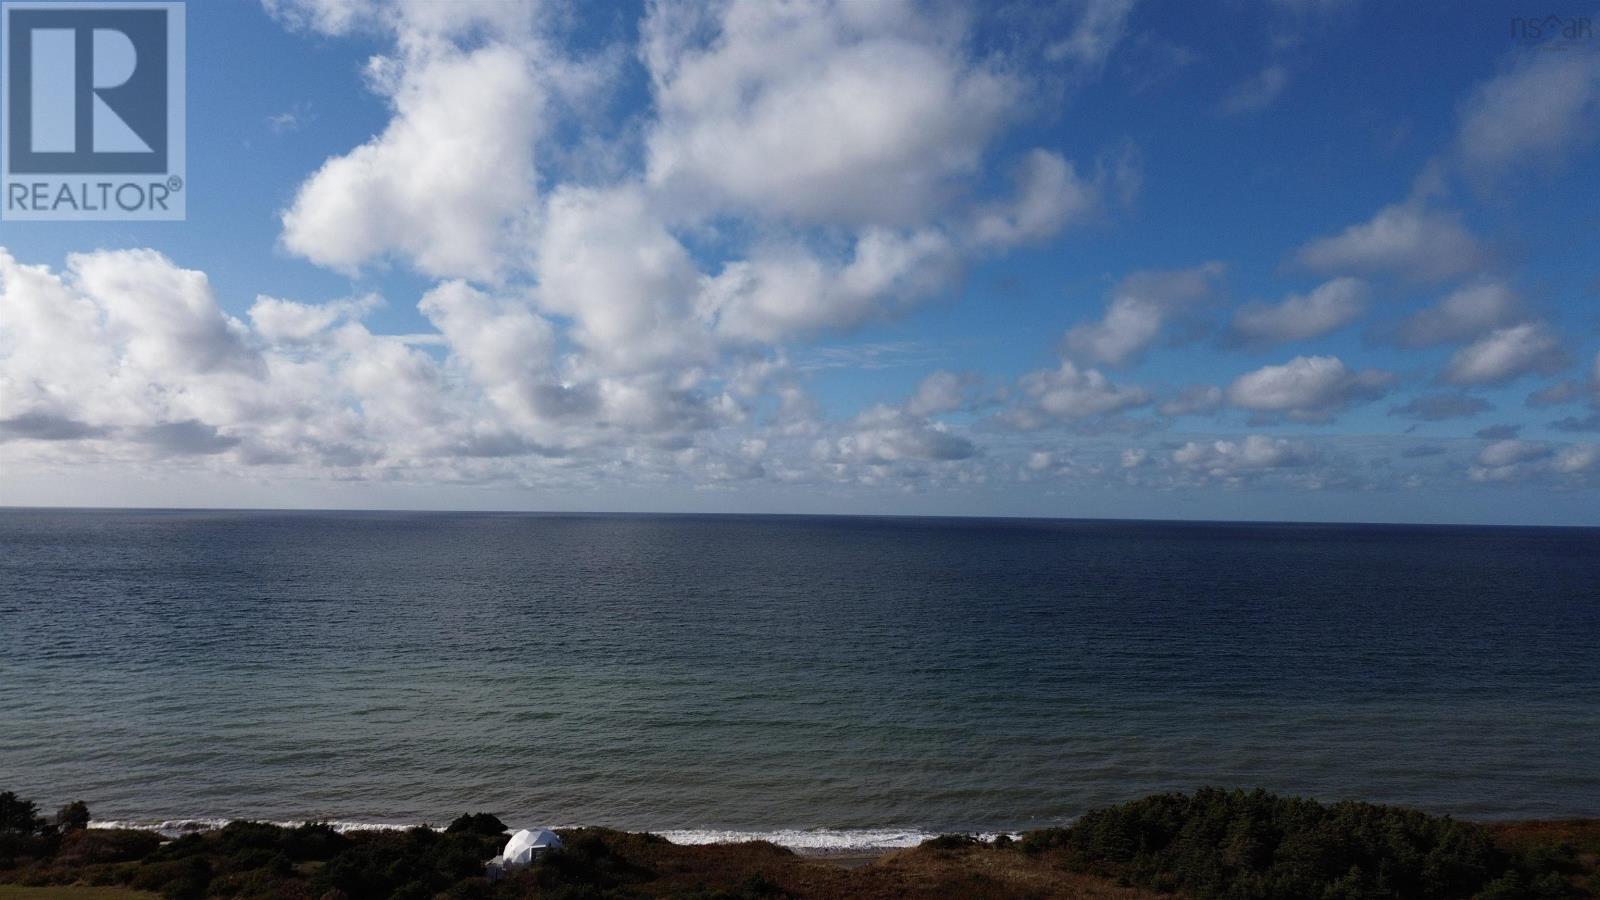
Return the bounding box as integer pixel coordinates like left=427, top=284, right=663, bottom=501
left=1, top=789, right=1595, bottom=899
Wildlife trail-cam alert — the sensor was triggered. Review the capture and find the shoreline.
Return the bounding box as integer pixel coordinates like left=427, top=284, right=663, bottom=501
left=6, top=790, right=1598, bottom=898
left=84, top=819, right=1022, bottom=856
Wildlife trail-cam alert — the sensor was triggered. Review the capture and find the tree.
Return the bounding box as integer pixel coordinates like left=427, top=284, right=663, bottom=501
left=55, top=801, right=91, bottom=832
left=0, top=792, right=45, bottom=834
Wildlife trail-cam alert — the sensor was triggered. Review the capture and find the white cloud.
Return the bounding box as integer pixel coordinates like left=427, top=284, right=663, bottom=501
left=1393, top=281, right=1522, bottom=347
left=1295, top=202, right=1491, bottom=282
left=971, top=150, right=1103, bottom=248
left=1477, top=438, right=1550, bottom=468
left=1172, top=434, right=1317, bottom=475
left=280, top=41, right=544, bottom=279
left=1470, top=437, right=1599, bottom=482
left=1456, top=49, right=1600, bottom=185
left=2, top=250, right=271, bottom=443
left=817, top=404, right=976, bottom=467
left=1227, top=355, right=1393, bottom=422
left=418, top=281, right=558, bottom=426
left=1000, top=360, right=1149, bottom=429
left=1063, top=262, right=1225, bottom=367
left=533, top=184, right=712, bottom=373
left=1229, top=277, right=1367, bottom=345
left=905, top=370, right=973, bottom=417
left=1552, top=443, right=1600, bottom=474
left=1443, top=322, right=1565, bottom=386
left=643, top=0, right=1016, bottom=227
left=249, top=294, right=378, bottom=344
left=703, top=228, right=956, bottom=344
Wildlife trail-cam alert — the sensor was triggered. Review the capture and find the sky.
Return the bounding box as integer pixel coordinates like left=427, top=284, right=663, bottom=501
left=1, top=0, right=1598, bottom=524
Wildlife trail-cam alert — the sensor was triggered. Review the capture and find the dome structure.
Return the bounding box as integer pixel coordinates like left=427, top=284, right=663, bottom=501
left=499, top=828, right=562, bottom=867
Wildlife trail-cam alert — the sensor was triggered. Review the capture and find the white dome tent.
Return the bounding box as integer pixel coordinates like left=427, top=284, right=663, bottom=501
left=487, top=828, right=563, bottom=876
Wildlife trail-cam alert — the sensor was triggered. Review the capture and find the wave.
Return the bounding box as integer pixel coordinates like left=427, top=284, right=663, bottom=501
left=89, top=819, right=1018, bottom=853
left=653, top=828, right=1016, bottom=853
left=90, top=819, right=423, bottom=838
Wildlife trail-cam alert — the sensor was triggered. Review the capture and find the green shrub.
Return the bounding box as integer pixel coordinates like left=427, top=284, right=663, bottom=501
left=54, top=801, right=91, bottom=832
left=55, top=827, right=163, bottom=865
left=1032, top=788, right=1578, bottom=900
left=446, top=813, right=508, bottom=837
left=283, top=821, right=350, bottom=861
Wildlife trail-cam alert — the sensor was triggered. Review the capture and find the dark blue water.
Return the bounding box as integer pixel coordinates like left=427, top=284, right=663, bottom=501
left=1, top=510, right=1597, bottom=847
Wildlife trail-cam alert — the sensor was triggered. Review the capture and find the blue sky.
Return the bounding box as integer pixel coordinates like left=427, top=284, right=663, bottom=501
left=1, top=0, right=1598, bottom=523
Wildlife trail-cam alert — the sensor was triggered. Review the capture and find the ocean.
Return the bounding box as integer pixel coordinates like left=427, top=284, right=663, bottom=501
left=1, top=509, right=1597, bottom=850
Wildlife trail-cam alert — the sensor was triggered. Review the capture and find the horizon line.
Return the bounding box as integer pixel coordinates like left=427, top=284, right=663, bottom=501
left=2, top=504, right=1595, bottom=530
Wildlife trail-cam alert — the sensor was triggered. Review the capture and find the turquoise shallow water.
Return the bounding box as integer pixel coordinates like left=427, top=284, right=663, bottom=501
left=1, top=509, right=1597, bottom=846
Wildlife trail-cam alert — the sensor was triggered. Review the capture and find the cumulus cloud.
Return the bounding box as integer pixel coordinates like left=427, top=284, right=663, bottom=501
left=249, top=294, right=379, bottom=344
left=280, top=41, right=544, bottom=279
left=1, top=249, right=560, bottom=470
left=817, top=404, right=976, bottom=467
left=1479, top=438, right=1550, bottom=467
left=1063, top=262, right=1225, bottom=367
left=533, top=184, right=712, bottom=372
left=999, top=360, right=1149, bottom=429
left=1172, top=434, right=1317, bottom=478
left=1456, top=49, right=1600, bottom=186
left=1470, top=437, right=1599, bottom=482
left=1227, top=355, right=1393, bottom=422
left=643, top=0, right=1016, bottom=227
left=905, top=370, right=975, bottom=417
left=1552, top=443, right=1600, bottom=474
left=1443, top=322, right=1566, bottom=386
left=971, top=145, right=1139, bottom=248
left=417, top=281, right=558, bottom=425
left=1391, top=281, right=1523, bottom=347
left=0, top=247, right=997, bottom=493
left=703, top=228, right=958, bottom=344
left=1229, top=277, right=1367, bottom=346
left=1294, top=202, right=1491, bottom=282
left=1, top=250, right=262, bottom=446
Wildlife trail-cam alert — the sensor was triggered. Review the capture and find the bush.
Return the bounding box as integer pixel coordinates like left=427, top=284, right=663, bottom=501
left=283, top=821, right=350, bottom=861
left=55, top=828, right=163, bottom=865
left=1031, top=788, right=1577, bottom=900
left=54, top=801, right=91, bottom=832
left=446, top=813, right=508, bottom=837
